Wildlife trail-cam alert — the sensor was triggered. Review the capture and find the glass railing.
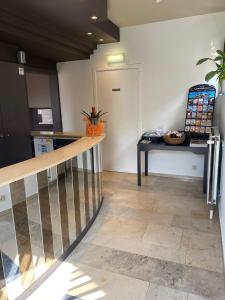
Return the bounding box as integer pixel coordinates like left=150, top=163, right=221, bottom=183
left=0, top=142, right=103, bottom=300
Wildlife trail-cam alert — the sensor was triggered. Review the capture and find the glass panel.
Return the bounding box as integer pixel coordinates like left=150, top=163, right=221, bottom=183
left=48, top=166, right=63, bottom=259
left=0, top=184, right=22, bottom=299
left=87, top=149, right=94, bottom=218
left=0, top=250, right=8, bottom=300
left=99, top=143, right=103, bottom=203
left=95, top=144, right=102, bottom=207
left=77, top=154, right=86, bottom=230
left=65, top=160, right=76, bottom=244
left=82, top=152, right=90, bottom=224
left=24, top=175, right=45, bottom=280
left=90, top=148, right=97, bottom=215
left=37, top=171, right=54, bottom=266
left=71, top=156, right=81, bottom=237
left=10, top=180, right=34, bottom=289
left=57, top=163, right=70, bottom=251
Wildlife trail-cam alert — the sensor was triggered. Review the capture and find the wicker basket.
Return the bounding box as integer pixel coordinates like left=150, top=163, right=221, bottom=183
left=164, top=133, right=186, bottom=145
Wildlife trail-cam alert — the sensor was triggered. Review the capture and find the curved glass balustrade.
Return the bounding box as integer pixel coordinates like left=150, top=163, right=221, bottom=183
left=0, top=141, right=103, bottom=300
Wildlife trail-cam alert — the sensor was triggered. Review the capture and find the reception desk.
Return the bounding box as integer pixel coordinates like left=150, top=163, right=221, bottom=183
left=0, top=134, right=104, bottom=300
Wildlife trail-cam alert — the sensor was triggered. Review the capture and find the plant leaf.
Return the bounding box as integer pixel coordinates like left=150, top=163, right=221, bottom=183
left=214, top=56, right=223, bottom=61
left=205, top=71, right=218, bottom=81
left=98, top=112, right=108, bottom=118
left=216, top=50, right=225, bottom=58
left=81, top=110, right=91, bottom=118
left=196, top=58, right=211, bottom=65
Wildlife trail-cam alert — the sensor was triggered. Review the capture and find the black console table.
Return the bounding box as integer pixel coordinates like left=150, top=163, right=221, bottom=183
left=137, top=141, right=208, bottom=193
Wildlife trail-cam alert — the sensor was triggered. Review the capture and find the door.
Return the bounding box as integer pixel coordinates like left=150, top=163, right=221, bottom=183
left=0, top=62, right=32, bottom=166
left=96, top=68, right=139, bottom=173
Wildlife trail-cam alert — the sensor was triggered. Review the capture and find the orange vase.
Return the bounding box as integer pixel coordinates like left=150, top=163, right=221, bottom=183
left=85, top=120, right=105, bottom=137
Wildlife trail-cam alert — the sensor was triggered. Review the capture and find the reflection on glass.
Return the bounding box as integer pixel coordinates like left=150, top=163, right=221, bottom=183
left=99, top=144, right=103, bottom=202
left=25, top=175, right=45, bottom=280
left=37, top=171, right=54, bottom=265
left=9, top=179, right=34, bottom=289
left=90, top=148, right=97, bottom=215
left=65, top=160, right=76, bottom=244
left=57, top=163, right=70, bottom=251
left=71, top=156, right=81, bottom=237
left=48, top=166, right=63, bottom=259
left=0, top=250, right=8, bottom=300
left=0, top=184, right=22, bottom=299
left=83, top=152, right=90, bottom=224
left=87, top=149, right=94, bottom=218
left=77, top=154, right=86, bottom=230
left=95, top=144, right=102, bottom=205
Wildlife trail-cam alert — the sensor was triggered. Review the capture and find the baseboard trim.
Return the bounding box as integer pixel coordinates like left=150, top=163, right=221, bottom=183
left=146, top=172, right=203, bottom=181
left=103, top=170, right=203, bottom=181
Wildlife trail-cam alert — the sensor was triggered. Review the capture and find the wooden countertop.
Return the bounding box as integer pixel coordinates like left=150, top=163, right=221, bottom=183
left=0, top=135, right=105, bottom=187
left=31, top=131, right=83, bottom=139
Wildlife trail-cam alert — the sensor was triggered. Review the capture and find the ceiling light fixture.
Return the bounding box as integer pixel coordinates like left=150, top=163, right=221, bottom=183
left=87, top=32, right=93, bottom=36
left=99, top=38, right=104, bottom=42
left=91, top=16, right=98, bottom=20
left=155, top=0, right=162, bottom=3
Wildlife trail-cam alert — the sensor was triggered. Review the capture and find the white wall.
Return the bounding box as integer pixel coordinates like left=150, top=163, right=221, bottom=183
left=214, top=95, right=225, bottom=263
left=57, top=60, right=94, bottom=133
left=58, top=11, right=225, bottom=177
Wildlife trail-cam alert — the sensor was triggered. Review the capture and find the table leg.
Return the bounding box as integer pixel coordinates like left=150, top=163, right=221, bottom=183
left=137, top=146, right=141, bottom=186
left=203, top=151, right=208, bottom=194
left=145, top=151, right=148, bottom=176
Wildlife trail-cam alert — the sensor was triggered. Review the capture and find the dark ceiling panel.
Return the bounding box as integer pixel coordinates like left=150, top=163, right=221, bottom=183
left=0, top=0, right=120, bottom=62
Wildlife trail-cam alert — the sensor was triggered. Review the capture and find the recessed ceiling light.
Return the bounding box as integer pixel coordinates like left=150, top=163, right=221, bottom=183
left=99, top=38, right=104, bottom=42
left=155, top=0, right=162, bottom=3
left=91, top=16, right=98, bottom=20
left=87, top=32, right=93, bottom=36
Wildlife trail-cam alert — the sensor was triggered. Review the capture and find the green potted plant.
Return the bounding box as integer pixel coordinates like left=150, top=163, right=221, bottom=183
left=196, top=50, right=225, bottom=95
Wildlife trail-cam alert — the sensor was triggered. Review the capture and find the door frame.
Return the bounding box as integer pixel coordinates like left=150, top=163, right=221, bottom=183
left=93, top=64, right=143, bottom=138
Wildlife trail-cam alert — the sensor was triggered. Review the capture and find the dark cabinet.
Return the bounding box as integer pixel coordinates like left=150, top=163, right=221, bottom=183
left=0, top=111, right=5, bottom=165
left=0, top=61, right=32, bottom=167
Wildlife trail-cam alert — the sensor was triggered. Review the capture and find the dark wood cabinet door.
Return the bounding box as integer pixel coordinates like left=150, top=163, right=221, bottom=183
left=0, top=61, right=32, bottom=166
left=0, top=109, right=5, bottom=167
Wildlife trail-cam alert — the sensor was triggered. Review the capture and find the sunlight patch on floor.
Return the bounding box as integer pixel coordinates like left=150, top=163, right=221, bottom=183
left=28, top=260, right=105, bottom=300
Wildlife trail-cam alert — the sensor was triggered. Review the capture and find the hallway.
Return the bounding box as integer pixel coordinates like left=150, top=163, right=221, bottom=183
left=28, top=172, right=225, bottom=300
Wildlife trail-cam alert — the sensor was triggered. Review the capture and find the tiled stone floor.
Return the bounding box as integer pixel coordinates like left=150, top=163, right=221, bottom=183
left=28, top=172, right=225, bottom=300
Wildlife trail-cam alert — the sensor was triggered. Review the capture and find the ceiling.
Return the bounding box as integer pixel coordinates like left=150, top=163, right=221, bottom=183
left=0, top=0, right=119, bottom=62
left=108, top=0, right=225, bottom=27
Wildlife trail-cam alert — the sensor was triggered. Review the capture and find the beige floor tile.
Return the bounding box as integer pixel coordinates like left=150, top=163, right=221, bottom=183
left=84, top=233, right=151, bottom=257
left=145, top=284, right=188, bottom=300
left=147, top=243, right=186, bottom=265
left=181, top=229, right=223, bottom=257
left=89, top=216, right=148, bottom=239
left=28, top=262, right=149, bottom=300
left=70, top=263, right=149, bottom=300
left=111, top=206, right=173, bottom=227
left=143, top=223, right=183, bottom=248
left=185, top=248, right=224, bottom=273
left=171, top=215, right=220, bottom=235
